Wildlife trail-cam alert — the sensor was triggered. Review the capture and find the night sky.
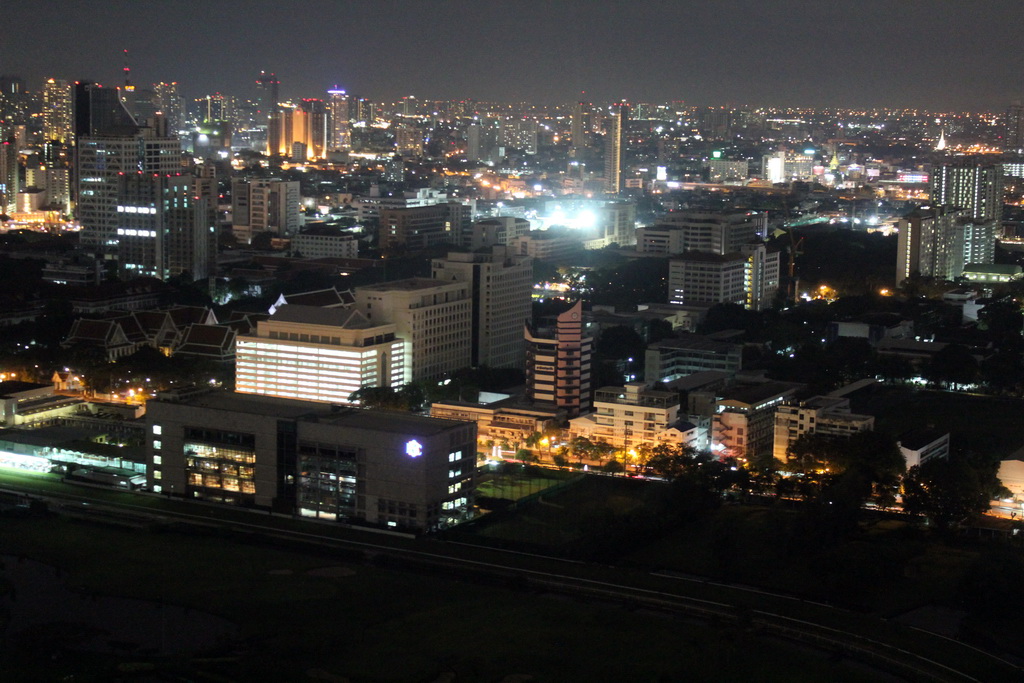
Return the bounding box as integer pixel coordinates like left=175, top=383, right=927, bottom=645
left=3, top=0, right=1023, bottom=109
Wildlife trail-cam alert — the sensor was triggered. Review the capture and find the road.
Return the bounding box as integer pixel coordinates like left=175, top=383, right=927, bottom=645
left=0, top=471, right=1019, bottom=682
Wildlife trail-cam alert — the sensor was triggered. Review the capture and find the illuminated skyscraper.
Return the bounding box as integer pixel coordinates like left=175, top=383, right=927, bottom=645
left=327, top=87, right=350, bottom=151
left=42, top=78, right=72, bottom=144
left=153, top=82, right=184, bottom=133
left=930, top=160, right=1003, bottom=222
left=0, top=136, right=17, bottom=213
left=1006, top=102, right=1024, bottom=151
left=255, top=71, right=279, bottom=123
left=571, top=99, right=590, bottom=156
left=603, top=102, right=627, bottom=194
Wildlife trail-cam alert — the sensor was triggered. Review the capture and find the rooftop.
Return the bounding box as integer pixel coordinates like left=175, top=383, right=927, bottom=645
left=153, top=390, right=469, bottom=436
left=268, top=304, right=377, bottom=329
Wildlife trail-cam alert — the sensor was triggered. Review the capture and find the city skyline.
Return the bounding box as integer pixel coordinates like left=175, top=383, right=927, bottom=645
left=3, top=0, right=1024, bottom=110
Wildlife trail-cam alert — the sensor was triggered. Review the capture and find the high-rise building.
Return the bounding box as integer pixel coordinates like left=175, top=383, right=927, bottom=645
left=152, top=82, right=184, bottom=133
left=266, top=101, right=326, bottom=159
left=354, top=98, right=375, bottom=125
left=327, top=87, right=350, bottom=151
left=231, top=178, right=301, bottom=242
left=73, top=81, right=138, bottom=138
left=42, top=78, right=72, bottom=144
left=255, top=71, right=279, bottom=123
left=431, top=246, right=534, bottom=369
left=378, top=203, right=470, bottom=251
left=114, top=172, right=202, bottom=280
left=235, top=304, right=405, bottom=405
left=1006, top=102, right=1024, bottom=151
left=929, top=160, right=1003, bottom=222
left=571, top=100, right=591, bottom=156
left=75, top=124, right=183, bottom=257
left=525, top=300, right=593, bottom=417
left=354, top=278, right=473, bottom=383
left=896, top=206, right=994, bottom=284
left=668, top=243, right=780, bottom=311
left=0, top=136, right=17, bottom=214
left=638, top=209, right=766, bottom=255
left=603, top=102, right=627, bottom=193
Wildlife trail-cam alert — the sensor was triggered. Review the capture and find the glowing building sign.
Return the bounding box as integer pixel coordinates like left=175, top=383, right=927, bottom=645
left=405, top=440, right=423, bottom=458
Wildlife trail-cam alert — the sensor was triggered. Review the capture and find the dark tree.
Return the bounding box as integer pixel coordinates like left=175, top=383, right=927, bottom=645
left=902, top=457, right=990, bottom=531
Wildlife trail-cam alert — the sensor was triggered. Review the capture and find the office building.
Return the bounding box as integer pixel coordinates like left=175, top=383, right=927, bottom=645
left=378, top=203, right=470, bottom=251
left=291, top=228, right=359, bottom=259
left=431, top=246, right=534, bottom=369
left=75, top=117, right=185, bottom=260
left=42, top=78, right=72, bottom=144
left=146, top=388, right=476, bottom=530
left=525, top=300, right=593, bottom=417
left=639, top=210, right=766, bottom=255
left=772, top=396, right=875, bottom=463
left=467, top=216, right=531, bottom=250
left=929, top=161, right=1003, bottom=222
left=603, top=102, right=627, bottom=193
left=644, top=334, right=743, bottom=384
left=355, top=278, right=472, bottom=383
left=114, top=172, right=212, bottom=280
left=669, top=243, right=780, bottom=310
left=235, top=304, right=405, bottom=405
left=231, top=178, right=301, bottom=242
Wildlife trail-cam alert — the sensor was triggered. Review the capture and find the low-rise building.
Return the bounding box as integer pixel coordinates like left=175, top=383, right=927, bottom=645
left=146, top=389, right=476, bottom=530
left=645, top=334, right=743, bottom=384
left=897, top=428, right=950, bottom=469
left=569, top=382, right=681, bottom=450
left=711, top=381, right=798, bottom=464
left=772, top=396, right=876, bottom=463
left=430, top=397, right=563, bottom=451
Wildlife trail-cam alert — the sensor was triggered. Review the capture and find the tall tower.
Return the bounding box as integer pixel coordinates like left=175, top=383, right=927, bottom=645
left=1007, top=102, right=1024, bottom=151
left=152, top=82, right=184, bottom=133
left=603, top=102, right=627, bottom=194
left=327, top=87, right=350, bottom=152
left=42, top=78, right=72, bottom=144
left=0, top=136, right=18, bottom=214
left=571, top=99, right=590, bottom=157
left=255, top=71, right=280, bottom=123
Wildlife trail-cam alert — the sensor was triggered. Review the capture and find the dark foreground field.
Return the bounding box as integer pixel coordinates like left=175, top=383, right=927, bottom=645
left=0, top=514, right=892, bottom=683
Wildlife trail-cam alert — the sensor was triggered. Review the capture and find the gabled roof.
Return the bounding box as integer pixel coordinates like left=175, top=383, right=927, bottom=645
left=175, top=324, right=236, bottom=360
left=269, top=304, right=376, bottom=329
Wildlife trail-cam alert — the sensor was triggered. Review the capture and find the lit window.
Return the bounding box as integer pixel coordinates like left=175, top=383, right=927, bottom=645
left=153, top=425, right=162, bottom=435
left=153, top=454, right=162, bottom=465
left=153, top=469, right=162, bottom=480
left=153, top=440, right=162, bottom=450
